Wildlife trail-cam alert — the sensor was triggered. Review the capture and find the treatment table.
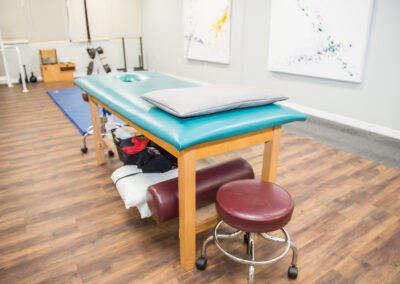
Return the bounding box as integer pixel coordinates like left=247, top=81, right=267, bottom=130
left=75, top=71, right=306, bottom=271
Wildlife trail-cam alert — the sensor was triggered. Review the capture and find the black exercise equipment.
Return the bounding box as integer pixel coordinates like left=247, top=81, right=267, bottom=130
left=83, top=0, right=110, bottom=74
left=86, top=46, right=111, bottom=74
left=87, top=61, right=94, bottom=75
left=87, top=48, right=96, bottom=59
left=103, top=64, right=111, bottom=73
left=29, top=72, right=37, bottom=83
left=96, top=46, right=104, bottom=54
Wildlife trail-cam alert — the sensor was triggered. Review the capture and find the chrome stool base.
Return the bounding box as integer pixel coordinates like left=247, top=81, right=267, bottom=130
left=196, top=220, right=298, bottom=284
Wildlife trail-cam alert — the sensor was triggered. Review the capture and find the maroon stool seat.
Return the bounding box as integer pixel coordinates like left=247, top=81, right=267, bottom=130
left=216, top=180, right=294, bottom=233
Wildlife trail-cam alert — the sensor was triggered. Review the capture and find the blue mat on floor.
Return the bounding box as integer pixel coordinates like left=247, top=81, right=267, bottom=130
left=46, top=87, right=124, bottom=135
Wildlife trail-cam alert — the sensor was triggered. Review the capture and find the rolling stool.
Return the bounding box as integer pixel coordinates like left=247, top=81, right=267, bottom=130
left=196, top=180, right=298, bottom=284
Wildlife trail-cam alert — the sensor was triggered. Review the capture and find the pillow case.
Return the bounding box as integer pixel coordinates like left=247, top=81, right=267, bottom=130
left=141, top=84, right=288, bottom=118
left=111, top=165, right=178, bottom=218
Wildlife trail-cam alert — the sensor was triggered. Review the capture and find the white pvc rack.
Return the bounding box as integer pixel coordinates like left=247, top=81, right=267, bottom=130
left=0, top=31, right=28, bottom=93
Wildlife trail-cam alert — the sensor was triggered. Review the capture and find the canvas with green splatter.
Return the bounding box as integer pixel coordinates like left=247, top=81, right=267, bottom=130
left=268, top=0, right=374, bottom=83
left=184, top=0, right=231, bottom=64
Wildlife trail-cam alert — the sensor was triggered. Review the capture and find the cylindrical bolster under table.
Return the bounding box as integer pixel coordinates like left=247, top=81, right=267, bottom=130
left=146, top=158, right=255, bottom=223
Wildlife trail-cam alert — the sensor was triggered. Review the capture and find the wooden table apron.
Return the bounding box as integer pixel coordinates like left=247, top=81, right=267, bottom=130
left=88, top=95, right=282, bottom=271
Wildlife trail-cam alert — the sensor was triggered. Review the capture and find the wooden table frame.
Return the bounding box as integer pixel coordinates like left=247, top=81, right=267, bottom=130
left=88, top=96, right=282, bottom=271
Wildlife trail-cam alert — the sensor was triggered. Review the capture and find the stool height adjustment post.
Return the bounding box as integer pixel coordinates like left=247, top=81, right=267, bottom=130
left=248, top=233, right=256, bottom=284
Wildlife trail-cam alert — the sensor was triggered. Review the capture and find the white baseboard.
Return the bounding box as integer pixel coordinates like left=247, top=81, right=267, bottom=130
left=0, top=76, right=30, bottom=85
left=159, top=71, right=209, bottom=85
left=73, top=72, right=86, bottom=78
left=0, top=72, right=87, bottom=85
left=279, top=101, right=400, bottom=140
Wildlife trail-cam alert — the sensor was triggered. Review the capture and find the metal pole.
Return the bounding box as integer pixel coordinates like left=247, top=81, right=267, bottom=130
left=122, top=37, right=127, bottom=72
left=139, top=36, right=144, bottom=68
left=84, top=0, right=91, bottom=42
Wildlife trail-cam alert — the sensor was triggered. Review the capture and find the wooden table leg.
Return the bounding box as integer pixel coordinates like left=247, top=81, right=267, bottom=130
left=261, top=126, right=282, bottom=183
left=178, top=150, right=196, bottom=271
left=89, top=96, right=105, bottom=164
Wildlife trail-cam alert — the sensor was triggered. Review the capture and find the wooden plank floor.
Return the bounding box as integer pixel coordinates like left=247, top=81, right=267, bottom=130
left=0, top=82, right=399, bottom=284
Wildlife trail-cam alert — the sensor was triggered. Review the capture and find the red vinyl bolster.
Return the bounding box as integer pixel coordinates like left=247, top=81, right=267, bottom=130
left=146, top=158, right=255, bottom=223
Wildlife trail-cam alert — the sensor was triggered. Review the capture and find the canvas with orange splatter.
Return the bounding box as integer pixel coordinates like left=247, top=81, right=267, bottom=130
left=184, top=0, right=231, bottom=64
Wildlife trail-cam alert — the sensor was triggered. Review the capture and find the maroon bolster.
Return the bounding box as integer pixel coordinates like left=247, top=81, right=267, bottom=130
left=146, top=158, right=255, bottom=223
left=82, top=92, right=89, bottom=102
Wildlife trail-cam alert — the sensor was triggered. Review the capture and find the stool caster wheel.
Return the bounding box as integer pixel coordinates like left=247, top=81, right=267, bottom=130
left=196, top=257, right=207, bottom=271
left=81, top=147, right=88, bottom=153
left=108, top=150, right=114, bottom=157
left=244, top=232, right=250, bottom=244
left=288, top=265, right=298, bottom=279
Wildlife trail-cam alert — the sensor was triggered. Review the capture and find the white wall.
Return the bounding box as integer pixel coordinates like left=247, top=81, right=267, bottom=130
left=0, top=0, right=69, bottom=42
left=0, top=39, right=141, bottom=83
left=141, top=0, right=400, bottom=138
left=0, top=0, right=142, bottom=82
left=68, top=0, right=141, bottom=41
left=0, top=0, right=142, bottom=42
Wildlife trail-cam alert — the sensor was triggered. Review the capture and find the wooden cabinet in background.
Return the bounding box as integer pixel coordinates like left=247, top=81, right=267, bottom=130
left=39, top=49, right=75, bottom=82
left=40, top=62, right=76, bottom=82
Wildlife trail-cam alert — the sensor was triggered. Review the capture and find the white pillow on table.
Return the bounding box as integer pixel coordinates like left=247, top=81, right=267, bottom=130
left=141, top=84, right=288, bottom=118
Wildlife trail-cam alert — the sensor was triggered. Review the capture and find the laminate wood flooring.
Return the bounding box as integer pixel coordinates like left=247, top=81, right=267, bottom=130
left=0, top=82, right=399, bottom=283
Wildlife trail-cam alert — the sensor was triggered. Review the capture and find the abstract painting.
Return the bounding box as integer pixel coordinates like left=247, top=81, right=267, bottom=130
left=184, top=0, right=231, bottom=64
left=268, top=0, right=374, bottom=82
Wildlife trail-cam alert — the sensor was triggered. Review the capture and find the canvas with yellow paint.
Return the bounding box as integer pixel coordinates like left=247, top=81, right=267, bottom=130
left=184, top=0, right=231, bottom=64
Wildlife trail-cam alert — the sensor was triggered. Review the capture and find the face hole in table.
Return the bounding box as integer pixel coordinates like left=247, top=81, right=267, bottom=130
left=118, top=73, right=147, bottom=83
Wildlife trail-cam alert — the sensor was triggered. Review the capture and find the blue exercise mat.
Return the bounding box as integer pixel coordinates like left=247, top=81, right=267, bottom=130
left=46, top=87, right=124, bottom=135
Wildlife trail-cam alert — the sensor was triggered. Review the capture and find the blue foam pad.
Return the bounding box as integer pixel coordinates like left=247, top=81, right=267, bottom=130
left=75, top=71, right=307, bottom=150
left=46, top=87, right=124, bottom=135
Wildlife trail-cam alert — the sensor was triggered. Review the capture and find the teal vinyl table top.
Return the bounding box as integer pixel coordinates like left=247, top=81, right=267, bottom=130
left=74, top=71, right=306, bottom=150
